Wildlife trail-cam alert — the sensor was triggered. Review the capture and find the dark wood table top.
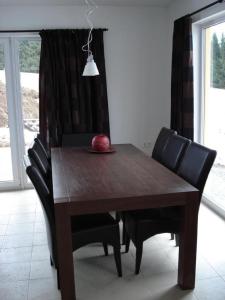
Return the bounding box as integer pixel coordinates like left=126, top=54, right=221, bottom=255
left=51, top=144, right=198, bottom=215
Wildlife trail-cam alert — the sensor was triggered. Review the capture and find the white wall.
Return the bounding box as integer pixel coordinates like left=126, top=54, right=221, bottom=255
left=0, top=5, right=170, bottom=153
left=169, top=0, right=215, bottom=20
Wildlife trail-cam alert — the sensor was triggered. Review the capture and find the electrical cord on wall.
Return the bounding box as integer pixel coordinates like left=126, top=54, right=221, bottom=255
left=82, top=0, right=97, bottom=59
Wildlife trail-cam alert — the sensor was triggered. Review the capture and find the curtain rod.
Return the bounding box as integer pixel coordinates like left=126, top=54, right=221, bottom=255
left=0, top=28, right=108, bottom=33
left=189, top=0, right=225, bottom=17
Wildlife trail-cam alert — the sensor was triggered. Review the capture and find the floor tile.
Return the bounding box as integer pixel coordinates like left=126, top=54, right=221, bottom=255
left=194, top=277, right=225, bottom=300
left=0, top=214, right=10, bottom=224
left=195, top=256, right=219, bottom=280
left=0, top=261, right=30, bottom=281
left=0, top=246, right=32, bottom=264
left=35, top=212, right=45, bottom=223
left=130, top=246, right=176, bottom=276
left=79, top=274, right=151, bottom=300
left=31, top=245, right=50, bottom=261
left=0, top=235, right=4, bottom=248
left=33, top=232, right=47, bottom=246
left=9, top=213, right=36, bottom=224
left=148, top=285, right=198, bottom=300
left=0, top=203, right=12, bottom=214
left=10, top=204, right=36, bottom=214
left=34, top=222, right=46, bottom=233
left=6, top=223, right=34, bottom=235
left=0, top=224, right=7, bottom=235
left=75, top=250, right=122, bottom=289
left=28, top=278, right=61, bottom=300
left=0, top=280, right=29, bottom=300
left=30, top=260, right=55, bottom=279
left=3, top=233, right=33, bottom=248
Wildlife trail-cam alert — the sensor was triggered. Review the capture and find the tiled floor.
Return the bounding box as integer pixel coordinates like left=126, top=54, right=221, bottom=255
left=0, top=190, right=225, bottom=300
left=204, top=164, right=225, bottom=210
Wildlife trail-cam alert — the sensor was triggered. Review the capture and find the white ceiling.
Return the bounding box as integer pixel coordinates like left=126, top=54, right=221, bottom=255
left=0, top=0, right=173, bottom=7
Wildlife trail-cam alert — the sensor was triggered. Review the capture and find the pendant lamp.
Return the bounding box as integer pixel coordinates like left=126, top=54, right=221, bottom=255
left=82, top=0, right=99, bottom=76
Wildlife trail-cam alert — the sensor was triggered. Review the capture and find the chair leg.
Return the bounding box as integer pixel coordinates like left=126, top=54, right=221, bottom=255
left=113, top=245, right=122, bottom=277
left=124, top=230, right=130, bottom=253
left=135, top=243, right=143, bottom=275
left=103, top=243, right=108, bottom=256
left=50, top=256, right=53, bottom=266
left=171, top=233, right=175, bottom=240
left=122, top=223, right=126, bottom=245
left=121, top=213, right=126, bottom=245
left=175, top=234, right=179, bottom=247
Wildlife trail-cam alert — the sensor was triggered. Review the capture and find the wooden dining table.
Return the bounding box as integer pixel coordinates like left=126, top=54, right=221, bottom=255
left=51, top=144, right=199, bottom=300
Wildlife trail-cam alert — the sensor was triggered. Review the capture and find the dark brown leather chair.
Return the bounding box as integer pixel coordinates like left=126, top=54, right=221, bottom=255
left=124, top=142, right=216, bottom=274
left=152, top=127, right=176, bottom=163
left=24, top=157, right=122, bottom=288
left=117, top=128, right=179, bottom=239
left=159, top=134, right=190, bottom=243
left=160, top=134, right=190, bottom=172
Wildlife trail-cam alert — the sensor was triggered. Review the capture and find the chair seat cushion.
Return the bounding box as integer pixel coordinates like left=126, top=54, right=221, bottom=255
left=124, top=208, right=181, bottom=244
left=71, top=213, right=117, bottom=232
left=126, top=207, right=180, bottom=221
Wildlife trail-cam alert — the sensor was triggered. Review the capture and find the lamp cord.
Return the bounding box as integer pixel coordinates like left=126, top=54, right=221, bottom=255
left=82, top=0, right=97, bottom=58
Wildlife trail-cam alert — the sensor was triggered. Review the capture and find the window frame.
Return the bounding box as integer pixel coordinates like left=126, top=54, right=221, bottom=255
left=193, top=11, right=225, bottom=219
left=0, top=33, right=41, bottom=190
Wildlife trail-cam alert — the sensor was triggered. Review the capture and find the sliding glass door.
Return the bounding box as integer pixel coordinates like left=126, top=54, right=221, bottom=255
left=202, top=21, right=225, bottom=212
left=19, top=39, right=41, bottom=152
left=0, top=34, right=41, bottom=190
left=0, top=40, right=18, bottom=187
left=194, top=15, right=225, bottom=216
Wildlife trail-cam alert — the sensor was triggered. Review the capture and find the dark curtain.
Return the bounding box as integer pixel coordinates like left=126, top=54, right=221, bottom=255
left=39, top=29, right=110, bottom=147
left=171, top=16, right=194, bottom=140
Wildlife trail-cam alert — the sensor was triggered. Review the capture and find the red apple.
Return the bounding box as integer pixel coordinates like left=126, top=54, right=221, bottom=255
left=92, top=134, right=110, bottom=152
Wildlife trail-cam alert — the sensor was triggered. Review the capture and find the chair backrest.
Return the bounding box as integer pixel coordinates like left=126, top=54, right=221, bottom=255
left=62, top=133, right=98, bottom=147
left=24, top=156, right=57, bottom=266
left=152, top=127, right=176, bottom=162
left=32, top=140, right=51, bottom=171
left=34, top=137, right=51, bottom=162
left=161, top=134, right=190, bottom=172
left=177, top=142, right=217, bottom=198
left=28, top=141, right=51, bottom=183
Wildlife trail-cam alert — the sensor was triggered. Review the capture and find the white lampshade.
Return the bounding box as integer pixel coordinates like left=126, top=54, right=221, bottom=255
left=82, top=54, right=99, bottom=76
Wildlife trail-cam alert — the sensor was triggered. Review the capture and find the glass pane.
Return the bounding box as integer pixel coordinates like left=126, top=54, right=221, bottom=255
left=203, top=23, right=225, bottom=209
left=19, top=40, right=41, bottom=151
left=0, top=43, right=14, bottom=182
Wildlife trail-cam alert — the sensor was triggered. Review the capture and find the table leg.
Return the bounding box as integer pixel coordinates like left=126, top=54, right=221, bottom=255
left=178, top=192, right=199, bottom=289
left=55, top=204, right=76, bottom=300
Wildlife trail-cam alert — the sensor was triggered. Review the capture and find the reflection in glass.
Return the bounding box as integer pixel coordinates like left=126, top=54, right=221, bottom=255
left=203, top=23, right=225, bottom=209
left=19, top=40, right=41, bottom=150
left=0, top=44, right=14, bottom=182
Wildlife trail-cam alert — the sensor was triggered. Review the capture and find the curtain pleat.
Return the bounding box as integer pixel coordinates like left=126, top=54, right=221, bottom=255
left=171, top=16, right=194, bottom=140
left=39, top=29, right=110, bottom=147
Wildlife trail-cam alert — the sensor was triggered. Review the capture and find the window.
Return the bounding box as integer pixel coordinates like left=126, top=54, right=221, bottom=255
left=0, top=34, right=41, bottom=189
left=193, top=13, right=225, bottom=217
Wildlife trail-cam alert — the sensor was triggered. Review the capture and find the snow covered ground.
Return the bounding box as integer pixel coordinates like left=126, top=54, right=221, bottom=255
left=204, top=88, right=225, bottom=166
left=0, top=70, right=39, bottom=92
left=0, top=130, right=36, bottom=182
